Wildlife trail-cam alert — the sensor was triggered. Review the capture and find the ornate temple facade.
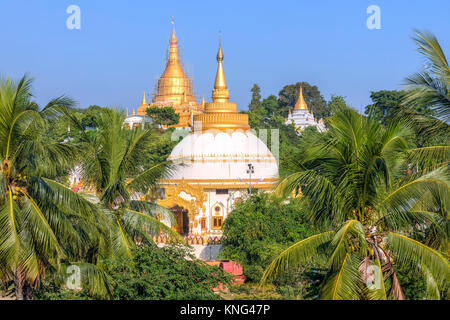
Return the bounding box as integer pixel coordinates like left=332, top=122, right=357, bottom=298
left=158, top=42, right=279, bottom=239
left=285, top=86, right=325, bottom=133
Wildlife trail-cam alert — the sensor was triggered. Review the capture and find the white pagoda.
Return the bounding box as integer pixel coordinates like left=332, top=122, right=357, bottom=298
left=285, top=86, right=325, bottom=133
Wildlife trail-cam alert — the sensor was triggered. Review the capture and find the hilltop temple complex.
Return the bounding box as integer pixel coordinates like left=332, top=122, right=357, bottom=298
left=286, top=86, right=325, bottom=133
left=125, top=20, right=204, bottom=129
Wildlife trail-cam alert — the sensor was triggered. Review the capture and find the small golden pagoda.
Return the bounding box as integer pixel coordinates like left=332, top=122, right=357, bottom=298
left=136, top=91, right=149, bottom=115
left=149, top=18, right=203, bottom=128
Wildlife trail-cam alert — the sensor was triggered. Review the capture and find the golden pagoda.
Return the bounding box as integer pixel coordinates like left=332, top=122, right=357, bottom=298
left=136, top=91, right=149, bottom=115
left=194, top=41, right=249, bottom=131
left=149, top=18, right=203, bottom=128
left=294, top=86, right=308, bottom=111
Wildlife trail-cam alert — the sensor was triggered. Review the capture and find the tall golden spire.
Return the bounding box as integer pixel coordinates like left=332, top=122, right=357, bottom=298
left=152, top=18, right=200, bottom=110
left=294, top=85, right=308, bottom=111
left=201, top=94, right=205, bottom=108
left=194, top=37, right=249, bottom=131
left=142, top=91, right=147, bottom=105
left=209, top=40, right=232, bottom=109
left=213, top=34, right=227, bottom=92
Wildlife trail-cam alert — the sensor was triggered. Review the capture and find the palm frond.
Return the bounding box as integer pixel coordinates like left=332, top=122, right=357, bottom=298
left=320, top=252, right=363, bottom=300
left=387, top=232, right=450, bottom=287
left=260, top=231, right=334, bottom=284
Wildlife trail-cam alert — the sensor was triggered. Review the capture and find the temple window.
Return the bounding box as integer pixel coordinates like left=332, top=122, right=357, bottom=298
left=216, top=189, right=228, bottom=194
left=212, top=216, right=223, bottom=229
left=200, top=218, right=207, bottom=231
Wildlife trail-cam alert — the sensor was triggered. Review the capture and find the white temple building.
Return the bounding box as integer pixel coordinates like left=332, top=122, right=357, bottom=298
left=285, top=86, right=325, bottom=133
left=123, top=92, right=153, bottom=129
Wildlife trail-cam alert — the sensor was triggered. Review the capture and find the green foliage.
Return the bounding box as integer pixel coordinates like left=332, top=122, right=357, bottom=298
left=102, top=245, right=231, bottom=300
left=263, top=104, right=449, bottom=300
left=365, top=90, right=449, bottom=147
left=0, top=75, right=101, bottom=299
left=80, top=105, right=102, bottom=129
left=220, top=192, right=316, bottom=282
left=146, top=106, right=179, bottom=126
left=403, top=30, right=450, bottom=123
left=248, top=84, right=262, bottom=112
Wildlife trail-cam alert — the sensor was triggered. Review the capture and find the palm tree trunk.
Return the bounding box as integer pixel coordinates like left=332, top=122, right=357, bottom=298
left=13, top=273, right=24, bottom=300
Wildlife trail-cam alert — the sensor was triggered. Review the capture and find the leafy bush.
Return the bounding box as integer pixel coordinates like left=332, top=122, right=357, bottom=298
left=220, top=192, right=319, bottom=283
left=103, top=245, right=231, bottom=300
left=36, top=244, right=232, bottom=300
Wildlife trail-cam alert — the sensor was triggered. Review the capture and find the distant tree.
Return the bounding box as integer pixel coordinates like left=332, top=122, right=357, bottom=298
left=364, top=90, right=447, bottom=147
left=248, top=84, right=262, bottom=112
left=328, top=95, right=349, bottom=111
left=278, top=82, right=330, bottom=120
left=146, top=106, right=179, bottom=126
left=261, top=95, right=279, bottom=116
left=365, top=90, right=436, bottom=125
left=81, top=105, right=102, bottom=129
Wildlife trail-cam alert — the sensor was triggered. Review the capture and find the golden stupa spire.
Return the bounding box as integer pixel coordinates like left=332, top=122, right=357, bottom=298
left=294, top=85, right=308, bottom=111
left=152, top=17, right=200, bottom=113
left=126, top=108, right=129, bottom=117
left=137, top=91, right=149, bottom=115
left=201, top=94, right=205, bottom=107
left=211, top=35, right=231, bottom=106
left=194, top=35, right=249, bottom=131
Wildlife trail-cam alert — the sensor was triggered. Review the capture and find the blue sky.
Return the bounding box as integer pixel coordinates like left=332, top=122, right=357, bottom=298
left=0, top=0, right=449, bottom=112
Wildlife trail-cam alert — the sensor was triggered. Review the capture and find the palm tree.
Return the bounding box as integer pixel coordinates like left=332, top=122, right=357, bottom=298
left=0, top=75, right=101, bottom=299
left=65, top=107, right=181, bottom=258
left=401, top=30, right=450, bottom=133
left=261, top=105, right=449, bottom=299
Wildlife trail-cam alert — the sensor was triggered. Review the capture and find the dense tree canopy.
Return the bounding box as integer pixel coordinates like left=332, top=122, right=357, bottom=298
left=146, top=106, right=179, bottom=126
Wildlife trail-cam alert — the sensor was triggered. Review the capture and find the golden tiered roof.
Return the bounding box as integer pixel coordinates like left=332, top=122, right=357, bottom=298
left=194, top=41, right=250, bottom=131
left=152, top=20, right=199, bottom=106
left=149, top=19, right=203, bottom=127
left=294, top=86, right=308, bottom=111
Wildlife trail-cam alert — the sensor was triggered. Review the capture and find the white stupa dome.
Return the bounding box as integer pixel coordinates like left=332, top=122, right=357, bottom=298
left=168, top=129, right=279, bottom=181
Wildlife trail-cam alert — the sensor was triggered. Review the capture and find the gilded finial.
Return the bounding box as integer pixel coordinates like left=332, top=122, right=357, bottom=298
left=126, top=108, right=129, bottom=117
left=141, top=91, right=147, bottom=106
left=216, top=32, right=224, bottom=62
left=214, top=33, right=227, bottom=91
left=201, top=94, right=205, bottom=107
left=170, top=16, right=177, bottom=43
